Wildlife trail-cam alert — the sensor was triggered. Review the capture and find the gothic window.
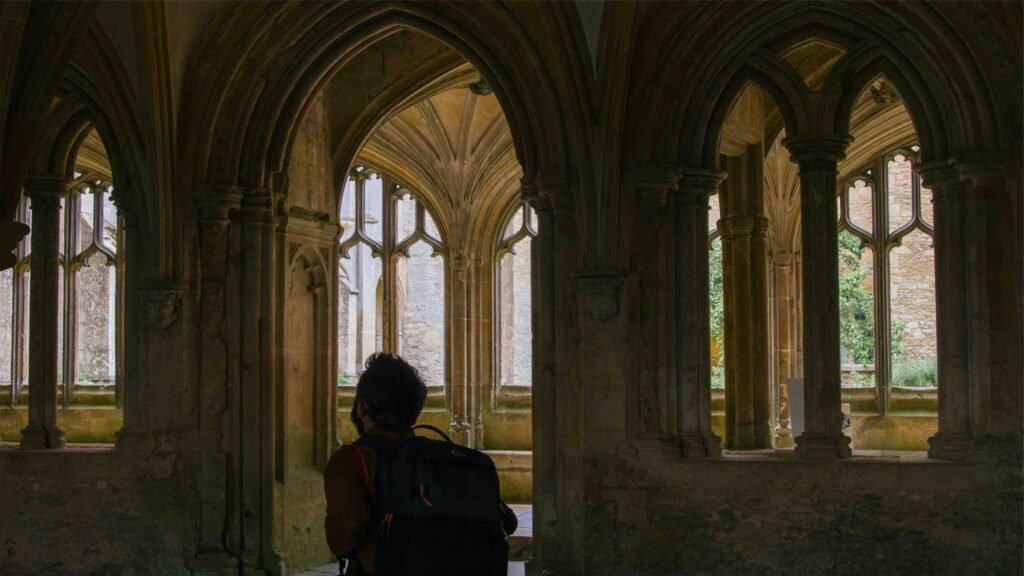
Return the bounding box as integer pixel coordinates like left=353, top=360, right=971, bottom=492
left=837, top=147, right=936, bottom=406
left=337, top=168, right=447, bottom=390
left=495, top=202, right=536, bottom=393
left=1, top=172, right=124, bottom=407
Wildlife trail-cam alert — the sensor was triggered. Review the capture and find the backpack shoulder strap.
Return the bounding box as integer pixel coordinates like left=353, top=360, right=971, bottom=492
left=345, top=444, right=369, bottom=490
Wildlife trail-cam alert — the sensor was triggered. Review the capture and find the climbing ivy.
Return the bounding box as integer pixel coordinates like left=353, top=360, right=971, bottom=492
left=709, top=238, right=725, bottom=387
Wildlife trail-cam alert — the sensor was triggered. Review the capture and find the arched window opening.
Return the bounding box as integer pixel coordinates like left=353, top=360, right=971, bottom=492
left=495, top=202, right=537, bottom=393
left=837, top=150, right=937, bottom=415
left=337, top=169, right=447, bottom=390
left=63, top=173, right=123, bottom=407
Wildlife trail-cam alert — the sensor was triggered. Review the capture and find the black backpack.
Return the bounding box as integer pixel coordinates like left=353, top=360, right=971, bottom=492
left=348, top=425, right=509, bottom=576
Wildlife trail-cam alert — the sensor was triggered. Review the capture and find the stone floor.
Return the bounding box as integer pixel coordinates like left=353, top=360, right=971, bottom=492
left=296, top=506, right=533, bottom=576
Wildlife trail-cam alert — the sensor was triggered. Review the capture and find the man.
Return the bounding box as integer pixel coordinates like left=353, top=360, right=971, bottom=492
left=324, top=352, right=517, bottom=575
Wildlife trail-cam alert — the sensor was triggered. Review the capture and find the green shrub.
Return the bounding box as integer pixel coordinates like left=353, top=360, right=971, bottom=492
left=892, top=357, right=937, bottom=388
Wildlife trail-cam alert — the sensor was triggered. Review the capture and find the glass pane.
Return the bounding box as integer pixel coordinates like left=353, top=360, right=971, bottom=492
left=57, top=264, right=64, bottom=386
left=58, top=196, right=65, bottom=255
left=101, top=187, right=117, bottom=252
left=19, top=271, right=29, bottom=395
left=396, top=241, right=445, bottom=388
left=21, top=199, right=31, bottom=258
left=364, top=175, right=383, bottom=244
left=424, top=208, right=441, bottom=242
left=76, top=252, right=116, bottom=389
left=498, top=236, right=532, bottom=387
left=503, top=207, right=524, bottom=242
left=708, top=193, right=721, bottom=235
left=395, top=194, right=416, bottom=245
left=339, top=178, right=356, bottom=243
left=838, top=230, right=875, bottom=387
left=920, top=183, right=934, bottom=228
left=889, top=229, right=936, bottom=388
left=887, top=155, right=914, bottom=234
left=78, top=187, right=96, bottom=254
left=709, top=237, right=724, bottom=388
left=339, top=242, right=382, bottom=381
left=847, top=179, right=873, bottom=235
left=0, top=268, right=12, bottom=386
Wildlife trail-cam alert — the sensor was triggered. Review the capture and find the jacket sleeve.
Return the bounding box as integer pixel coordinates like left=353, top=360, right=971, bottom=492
left=324, top=446, right=374, bottom=559
left=500, top=501, right=519, bottom=536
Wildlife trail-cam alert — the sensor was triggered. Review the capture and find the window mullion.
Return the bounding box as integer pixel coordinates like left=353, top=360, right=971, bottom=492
left=382, top=174, right=396, bottom=353
left=873, top=157, right=891, bottom=415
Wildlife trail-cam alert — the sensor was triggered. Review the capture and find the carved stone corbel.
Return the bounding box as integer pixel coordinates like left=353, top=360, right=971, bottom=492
left=141, top=288, right=183, bottom=330
left=0, top=219, right=29, bottom=271
left=574, top=269, right=627, bottom=321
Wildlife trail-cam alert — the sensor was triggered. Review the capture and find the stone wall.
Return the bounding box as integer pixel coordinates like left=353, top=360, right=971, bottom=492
left=588, top=455, right=1021, bottom=576
left=0, top=447, right=187, bottom=576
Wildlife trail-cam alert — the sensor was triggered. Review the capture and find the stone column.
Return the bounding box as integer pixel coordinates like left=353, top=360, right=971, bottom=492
left=719, top=148, right=772, bottom=449
left=771, top=253, right=796, bottom=448
left=675, top=169, right=723, bottom=457
left=918, top=163, right=972, bottom=460
left=191, top=190, right=241, bottom=574
left=20, top=175, right=66, bottom=450
left=784, top=134, right=852, bottom=459
left=449, top=250, right=472, bottom=446
left=956, top=157, right=1021, bottom=459
left=525, top=184, right=556, bottom=573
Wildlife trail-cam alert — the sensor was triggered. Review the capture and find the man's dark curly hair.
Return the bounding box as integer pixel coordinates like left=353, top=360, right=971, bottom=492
left=353, top=352, right=427, bottom=431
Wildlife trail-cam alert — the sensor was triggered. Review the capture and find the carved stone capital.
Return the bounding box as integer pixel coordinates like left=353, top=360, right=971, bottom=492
left=677, top=168, right=726, bottom=196
left=573, top=269, right=627, bottom=321
left=917, top=161, right=967, bottom=201
left=195, top=187, right=244, bottom=222
left=0, top=219, right=29, bottom=270
left=23, top=174, right=68, bottom=206
left=718, top=215, right=769, bottom=240
left=782, top=133, right=852, bottom=171
left=632, top=163, right=681, bottom=208
left=140, top=287, right=184, bottom=330
left=952, top=153, right=1007, bottom=198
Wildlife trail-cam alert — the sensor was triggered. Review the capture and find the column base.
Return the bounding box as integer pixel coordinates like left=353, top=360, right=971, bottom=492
left=680, top=431, right=722, bottom=458
left=926, top=432, right=971, bottom=461
left=794, top=432, right=851, bottom=460
left=19, top=425, right=66, bottom=449
left=774, top=425, right=794, bottom=448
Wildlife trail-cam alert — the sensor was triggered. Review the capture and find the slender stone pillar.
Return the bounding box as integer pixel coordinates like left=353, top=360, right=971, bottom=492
left=676, top=169, right=724, bottom=457
left=719, top=147, right=772, bottom=449
left=20, top=176, right=66, bottom=450
left=525, top=183, right=557, bottom=573
left=449, top=250, right=472, bottom=446
left=771, top=253, right=796, bottom=448
left=956, top=157, right=1021, bottom=459
left=784, top=134, right=852, bottom=459
left=918, top=163, right=972, bottom=460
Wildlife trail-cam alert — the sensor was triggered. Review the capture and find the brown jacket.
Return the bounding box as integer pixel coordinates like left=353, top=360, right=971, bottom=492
left=324, top=427, right=518, bottom=574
